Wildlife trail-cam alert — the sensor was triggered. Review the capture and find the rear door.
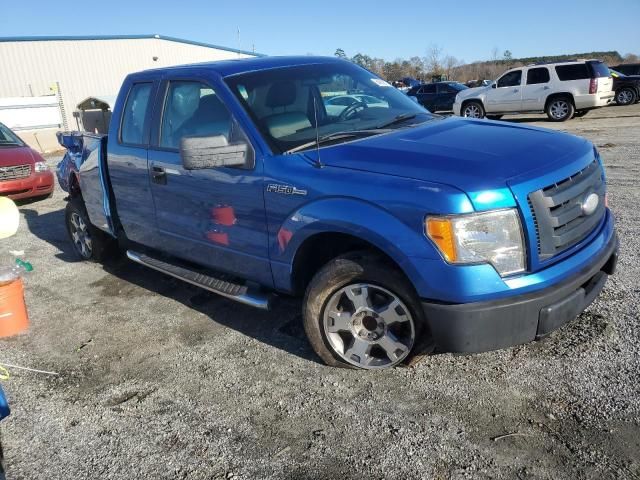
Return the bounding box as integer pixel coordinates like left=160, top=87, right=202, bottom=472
left=435, top=83, right=458, bottom=111
left=521, top=67, right=551, bottom=111
left=107, top=79, right=158, bottom=246
left=485, top=70, right=523, bottom=112
left=417, top=84, right=437, bottom=110
left=147, top=76, right=272, bottom=286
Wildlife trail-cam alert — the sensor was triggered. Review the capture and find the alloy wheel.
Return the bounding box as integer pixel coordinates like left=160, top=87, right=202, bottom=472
left=69, top=212, right=93, bottom=259
left=322, top=283, right=416, bottom=369
left=550, top=100, right=570, bottom=120
left=463, top=104, right=481, bottom=118
left=617, top=89, right=634, bottom=105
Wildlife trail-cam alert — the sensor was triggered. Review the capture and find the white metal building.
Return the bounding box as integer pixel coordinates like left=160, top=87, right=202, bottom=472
left=0, top=34, right=260, bottom=151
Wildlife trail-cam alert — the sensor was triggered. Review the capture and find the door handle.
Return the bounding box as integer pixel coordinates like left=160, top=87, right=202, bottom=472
left=513, top=89, right=519, bottom=93
left=151, top=166, right=167, bottom=185
left=543, top=86, right=550, bottom=90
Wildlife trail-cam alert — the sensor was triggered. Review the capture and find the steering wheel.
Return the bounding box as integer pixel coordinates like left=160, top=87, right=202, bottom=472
left=339, top=101, right=368, bottom=121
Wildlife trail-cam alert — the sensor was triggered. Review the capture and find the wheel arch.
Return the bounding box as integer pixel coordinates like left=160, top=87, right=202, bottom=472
left=544, top=92, right=575, bottom=109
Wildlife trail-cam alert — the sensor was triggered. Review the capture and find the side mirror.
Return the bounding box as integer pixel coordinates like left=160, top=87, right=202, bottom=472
left=491, top=83, right=497, bottom=89
left=180, top=135, right=249, bottom=170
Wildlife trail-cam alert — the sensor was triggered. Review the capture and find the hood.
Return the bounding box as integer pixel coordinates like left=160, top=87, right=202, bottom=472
left=0, top=145, right=38, bottom=168
left=315, top=117, right=592, bottom=194
left=457, top=85, right=490, bottom=99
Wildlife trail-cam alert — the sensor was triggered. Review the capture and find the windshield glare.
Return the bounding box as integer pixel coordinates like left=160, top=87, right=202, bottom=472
left=225, top=62, right=432, bottom=153
left=0, top=123, right=24, bottom=146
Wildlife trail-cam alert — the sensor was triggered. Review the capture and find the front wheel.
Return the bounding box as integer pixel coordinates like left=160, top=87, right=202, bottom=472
left=615, top=88, right=636, bottom=106
left=303, top=252, right=428, bottom=369
left=462, top=101, right=485, bottom=119
left=546, top=97, right=574, bottom=121
left=65, top=197, right=115, bottom=262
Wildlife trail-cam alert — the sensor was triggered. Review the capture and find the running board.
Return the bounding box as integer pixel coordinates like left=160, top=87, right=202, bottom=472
left=126, top=250, right=271, bottom=310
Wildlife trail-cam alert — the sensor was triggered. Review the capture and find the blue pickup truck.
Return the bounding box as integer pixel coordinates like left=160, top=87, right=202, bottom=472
left=56, top=56, right=618, bottom=370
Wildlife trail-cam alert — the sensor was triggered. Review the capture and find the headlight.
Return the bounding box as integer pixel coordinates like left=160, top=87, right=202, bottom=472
left=426, top=209, right=525, bottom=276
left=34, top=161, right=49, bottom=172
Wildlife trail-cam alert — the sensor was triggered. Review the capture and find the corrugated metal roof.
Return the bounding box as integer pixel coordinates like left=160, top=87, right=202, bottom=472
left=0, top=34, right=264, bottom=57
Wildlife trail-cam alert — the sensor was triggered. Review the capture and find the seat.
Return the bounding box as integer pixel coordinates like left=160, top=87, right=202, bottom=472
left=262, top=82, right=311, bottom=139
left=175, top=94, right=231, bottom=144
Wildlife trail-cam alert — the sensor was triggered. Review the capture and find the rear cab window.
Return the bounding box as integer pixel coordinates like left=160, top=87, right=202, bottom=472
left=120, top=83, right=153, bottom=145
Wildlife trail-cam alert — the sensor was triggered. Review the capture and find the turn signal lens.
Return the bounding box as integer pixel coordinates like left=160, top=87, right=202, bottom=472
left=426, top=218, right=457, bottom=262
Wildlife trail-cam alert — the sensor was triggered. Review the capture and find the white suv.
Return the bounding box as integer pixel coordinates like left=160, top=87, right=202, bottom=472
left=453, top=60, right=614, bottom=121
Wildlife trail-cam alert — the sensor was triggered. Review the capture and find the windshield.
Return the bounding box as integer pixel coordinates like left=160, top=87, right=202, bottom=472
left=225, top=62, right=433, bottom=153
left=0, top=123, right=25, bottom=147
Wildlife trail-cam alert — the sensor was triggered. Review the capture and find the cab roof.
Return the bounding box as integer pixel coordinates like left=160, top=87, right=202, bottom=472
left=132, top=56, right=347, bottom=79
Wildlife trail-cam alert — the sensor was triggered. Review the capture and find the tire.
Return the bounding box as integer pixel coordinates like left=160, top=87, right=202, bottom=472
left=462, top=100, right=485, bottom=119
left=615, top=88, right=636, bottom=106
left=486, top=114, right=503, bottom=120
left=64, top=196, right=115, bottom=262
left=573, top=110, right=589, bottom=118
left=546, top=96, right=575, bottom=121
left=303, top=251, right=428, bottom=370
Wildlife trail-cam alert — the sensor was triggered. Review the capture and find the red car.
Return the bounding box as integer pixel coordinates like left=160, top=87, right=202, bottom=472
left=0, top=122, right=54, bottom=200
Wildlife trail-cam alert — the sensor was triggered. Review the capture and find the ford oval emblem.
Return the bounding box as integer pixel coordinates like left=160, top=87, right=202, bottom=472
left=581, top=193, right=599, bottom=216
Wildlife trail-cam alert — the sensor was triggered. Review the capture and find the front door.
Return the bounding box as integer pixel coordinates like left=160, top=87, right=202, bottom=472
left=485, top=70, right=523, bottom=112
left=147, top=78, right=272, bottom=286
left=521, top=67, right=551, bottom=111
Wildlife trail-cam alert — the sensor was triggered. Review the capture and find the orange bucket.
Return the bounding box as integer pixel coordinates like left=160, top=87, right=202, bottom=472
left=0, top=278, right=29, bottom=337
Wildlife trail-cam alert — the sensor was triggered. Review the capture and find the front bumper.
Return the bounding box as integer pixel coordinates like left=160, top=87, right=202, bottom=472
left=0, top=171, right=54, bottom=200
left=422, top=232, right=618, bottom=353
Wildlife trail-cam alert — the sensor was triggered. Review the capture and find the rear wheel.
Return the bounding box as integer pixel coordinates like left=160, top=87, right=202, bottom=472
left=462, top=101, right=485, bottom=119
left=546, top=97, right=574, bottom=121
left=615, top=88, right=636, bottom=106
left=65, top=197, right=115, bottom=262
left=303, top=251, right=428, bottom=369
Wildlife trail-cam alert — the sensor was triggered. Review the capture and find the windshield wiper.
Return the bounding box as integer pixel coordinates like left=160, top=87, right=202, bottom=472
left=374, top=113, right=418, bottom=130
left=285, top=130, right=382, bottom=154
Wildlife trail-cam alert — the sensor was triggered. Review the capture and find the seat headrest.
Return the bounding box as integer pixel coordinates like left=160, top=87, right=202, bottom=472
left=266, top=82, right=296, bottom=108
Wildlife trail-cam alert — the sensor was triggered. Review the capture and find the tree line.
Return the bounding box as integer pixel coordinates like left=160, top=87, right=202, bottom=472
left=335, top=46, right=639, bottom=83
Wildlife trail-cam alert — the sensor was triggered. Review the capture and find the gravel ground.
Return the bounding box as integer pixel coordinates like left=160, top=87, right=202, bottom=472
left=1, top=104, right=639, bottom=480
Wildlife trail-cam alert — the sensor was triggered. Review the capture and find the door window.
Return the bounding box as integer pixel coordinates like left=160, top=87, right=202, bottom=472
left=497, top=70, right=522, bottom=88
left=160, top=81, right=232, bottom=149
left=422, top=84, right=437, bottom=93
left=526, top=68, right=550, bottom=84
left=120, top=83, right=152, bottom=145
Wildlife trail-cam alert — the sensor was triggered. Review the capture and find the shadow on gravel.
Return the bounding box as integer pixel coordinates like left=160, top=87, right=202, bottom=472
left=22, top=207, right=322, bottom=365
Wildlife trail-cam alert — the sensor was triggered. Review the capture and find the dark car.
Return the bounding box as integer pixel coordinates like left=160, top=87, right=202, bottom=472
left=609, top=69, right=640, bottom=106
left=611, top=63, right=640, bottom=76
left=407, top=81, right=468, bottom=112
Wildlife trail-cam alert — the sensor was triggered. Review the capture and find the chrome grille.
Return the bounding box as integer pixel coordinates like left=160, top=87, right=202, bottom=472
left=528, top=160, right=606, bottom=260
left=0, top=164, right=31, bottom=181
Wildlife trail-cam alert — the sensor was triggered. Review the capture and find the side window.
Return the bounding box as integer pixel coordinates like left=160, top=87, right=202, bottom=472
left=555, top=64, right=590, bottom=81
left=526, top=67, right=550, bottom=85
left=160, top=81, right=232, bottom=149
left=120, top=83, right=152, bottom=145
left=497, top=70, right=522, bottom=88
left=437, top=84, right=454, bottom=94
left=423, top=84, right=437, bottom=94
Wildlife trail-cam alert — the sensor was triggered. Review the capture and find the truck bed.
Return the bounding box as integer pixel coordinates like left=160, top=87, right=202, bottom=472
left=56, top=131, right=115, bottom=236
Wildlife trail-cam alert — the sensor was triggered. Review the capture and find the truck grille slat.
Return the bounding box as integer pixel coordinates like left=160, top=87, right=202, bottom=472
left=528, top=160, right=606, bottom=261
left=0, top=164, right=31, bottom=181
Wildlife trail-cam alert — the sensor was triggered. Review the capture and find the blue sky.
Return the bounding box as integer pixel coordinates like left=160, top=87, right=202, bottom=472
left=2, top=0, right=639, bottom=62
